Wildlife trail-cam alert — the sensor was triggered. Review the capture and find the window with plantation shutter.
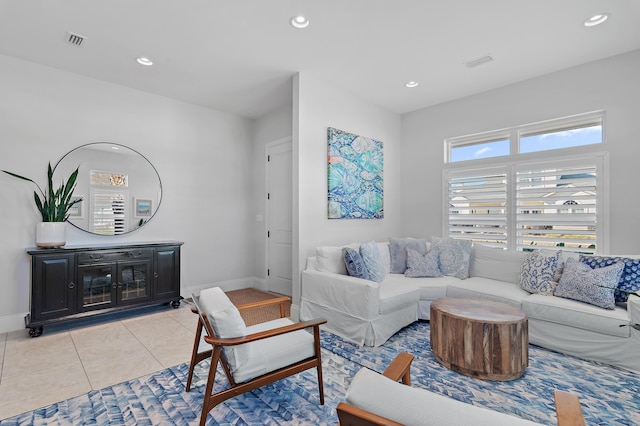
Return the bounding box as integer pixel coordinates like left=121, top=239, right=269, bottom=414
left=446, top=167, right=508, bottom=247
left=443, top=111, right=607, bottom=253
left=516, top=159, right=599, bottom=253
left=91, top=190, right=127, bottom=235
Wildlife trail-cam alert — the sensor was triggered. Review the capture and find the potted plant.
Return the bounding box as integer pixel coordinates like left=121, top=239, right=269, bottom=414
left=2, top=163, right=82, bottom=247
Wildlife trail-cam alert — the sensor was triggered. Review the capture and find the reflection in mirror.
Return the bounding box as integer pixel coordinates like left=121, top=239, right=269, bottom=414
left=54, top=143, right=162, bottom=235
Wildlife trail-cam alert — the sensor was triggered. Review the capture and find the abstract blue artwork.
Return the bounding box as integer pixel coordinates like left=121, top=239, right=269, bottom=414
left=328, top=127, right=383, bottom=219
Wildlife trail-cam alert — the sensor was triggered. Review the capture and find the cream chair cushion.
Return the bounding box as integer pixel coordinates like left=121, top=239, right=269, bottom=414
left=345, top=367, right=542, bottom=425
left=198, top=287, right=316, bottom=384
left=198, top=287, right=248, bottom=372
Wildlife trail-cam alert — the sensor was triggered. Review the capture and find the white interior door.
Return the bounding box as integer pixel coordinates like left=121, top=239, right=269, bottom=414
left=266, top=139, right=293, bottom=296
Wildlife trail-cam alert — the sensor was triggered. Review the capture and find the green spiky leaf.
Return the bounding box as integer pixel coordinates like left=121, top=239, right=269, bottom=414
left=3, top=162, right=82, bottom=222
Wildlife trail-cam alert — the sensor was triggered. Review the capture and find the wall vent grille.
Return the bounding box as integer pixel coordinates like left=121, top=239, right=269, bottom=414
left=465, top=55, right=493, bottom=68
left=65, top=31, right=87, bottom=47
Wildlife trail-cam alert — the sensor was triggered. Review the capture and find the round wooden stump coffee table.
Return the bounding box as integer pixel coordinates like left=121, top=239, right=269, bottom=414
left=430, top=297, right=528, bottom=381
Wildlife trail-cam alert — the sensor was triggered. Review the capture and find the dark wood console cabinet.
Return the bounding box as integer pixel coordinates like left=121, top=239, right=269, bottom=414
left=27, top=241, right=183, bottom=337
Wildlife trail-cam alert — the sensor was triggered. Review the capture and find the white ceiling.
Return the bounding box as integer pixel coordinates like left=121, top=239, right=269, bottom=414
left=1, top=1, right=639, bottom=119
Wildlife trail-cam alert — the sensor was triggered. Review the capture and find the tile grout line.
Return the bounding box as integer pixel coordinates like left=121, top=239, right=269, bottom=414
left=68, top=328, right=93, bottom=390
left=0, top=333, right=7, bottom=385
left=121, top=316, right=167, bottom=370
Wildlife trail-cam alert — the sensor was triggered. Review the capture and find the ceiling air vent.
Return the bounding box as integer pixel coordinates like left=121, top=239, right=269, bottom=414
left=65, top=31, right=87, bottom=47
left=465, top=55, right=493, bottom=68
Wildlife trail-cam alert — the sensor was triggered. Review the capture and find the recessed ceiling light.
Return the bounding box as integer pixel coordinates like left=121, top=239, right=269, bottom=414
left=136, top=57, right=153, bottom=66
left=584, top=13, right=609, bottom=27
left=290, top=15, right=310, bottom=29
left=405, top=81, right=419, bottom=88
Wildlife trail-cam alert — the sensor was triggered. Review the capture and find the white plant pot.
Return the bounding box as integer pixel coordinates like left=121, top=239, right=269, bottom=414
left=36, top=222, right=67, bottom=248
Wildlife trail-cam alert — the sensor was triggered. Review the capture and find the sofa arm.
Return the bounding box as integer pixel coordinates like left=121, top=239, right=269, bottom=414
left=301, top=269, right=380, bottom=320
left=627, top=294, right=640, bottom=329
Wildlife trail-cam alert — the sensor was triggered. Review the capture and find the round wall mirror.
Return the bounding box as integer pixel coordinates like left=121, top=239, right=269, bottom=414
left=54, top=142, right=162, bottom=235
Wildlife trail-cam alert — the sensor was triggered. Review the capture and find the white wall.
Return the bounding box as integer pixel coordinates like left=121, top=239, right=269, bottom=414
left=401, top=49, right=640, bottom=254
left=294, top=73, right=403, bottom=314
left=252, top=103, right=293, bottom=286
left=0, top=54, right=255, bottom=333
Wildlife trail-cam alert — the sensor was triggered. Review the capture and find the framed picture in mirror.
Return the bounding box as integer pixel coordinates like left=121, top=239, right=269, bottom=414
left=68, top=196, right=84, bottom=219
left=134, top=198, right=152, bottom=218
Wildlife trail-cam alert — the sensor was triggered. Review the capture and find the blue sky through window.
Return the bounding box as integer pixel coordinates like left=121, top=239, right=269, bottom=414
left=520, top=125, right=602, bottom=153
left=450, top=124, right=602, bottom=162
left=451, top=139, right=509, bottom=162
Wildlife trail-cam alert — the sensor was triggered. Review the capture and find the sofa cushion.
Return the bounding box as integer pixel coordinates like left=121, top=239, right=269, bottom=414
left=470, top=244, right=528, bottom=283
left=405, top=248, right=442, bottom=278
left=523, top=294, right=630, bottom=338
left=446, top=277, right=530, bottom=308
left=361, top=241, right=386, bottom=283
left=343, top=247, right=370, bottom=280
left=316, top=244, right=358, bottom=274
left=580, top=255, right=640, bottom=303
left=389, top=237, right=428, bottom=273
left=554, top=258, right=623, bottom=309
left=378, top=274, right=422, bottom=315
left=414, top=276, right=460, bottom=301
left=519, top=251, right=561, bottom=295
left=345, top=367, right=542, bottom=426
left=432, top=237, right=472, bottom=279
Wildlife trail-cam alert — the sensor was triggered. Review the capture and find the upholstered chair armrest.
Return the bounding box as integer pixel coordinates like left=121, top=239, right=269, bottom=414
left=302, top=269, right=381, bottom=319
left=336, top=402, right=403, bottom=426
left=382, top=352, right=414, bottom=385
left=204, top=318, right=327, bottom=346
left=554, top=390, right=586, bottom=426
left=627, top=294, right=640, bottom=329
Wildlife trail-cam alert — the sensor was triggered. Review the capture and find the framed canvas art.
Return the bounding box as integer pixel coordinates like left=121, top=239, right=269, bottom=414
left=327, top=127, right=383, bottom=219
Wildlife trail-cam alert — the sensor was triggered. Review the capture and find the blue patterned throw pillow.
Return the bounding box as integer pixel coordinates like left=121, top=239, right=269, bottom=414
left=404, top=248, right=442, bottom=278
left=431, top=237, right=472, bottom=279
left=554, top=258, right=624, bottom=309
left=519, top=251, right=561, bottom=295
left=360, top=241, right=386, bottom=283
left=343, top=247, right=370, bottom=280
left=580, top=255, right=640, bottom=303
left=389, top=237, right=428, bottom=273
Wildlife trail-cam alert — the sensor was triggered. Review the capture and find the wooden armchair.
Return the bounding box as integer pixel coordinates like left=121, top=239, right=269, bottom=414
left=185, top=287, right=327, bottom=426
left=337, top=352, right=586, bottom=426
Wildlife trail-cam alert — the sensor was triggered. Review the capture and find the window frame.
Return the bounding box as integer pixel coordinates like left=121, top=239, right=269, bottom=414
left=442, top=111, right=609, bottom=254
left=445, top=111, right=605, bottom=164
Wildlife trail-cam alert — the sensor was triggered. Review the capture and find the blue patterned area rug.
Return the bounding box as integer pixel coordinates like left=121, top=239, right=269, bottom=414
left=2, top=321, right=639, bottom=425
left=322, top=321, right=640, bottom=425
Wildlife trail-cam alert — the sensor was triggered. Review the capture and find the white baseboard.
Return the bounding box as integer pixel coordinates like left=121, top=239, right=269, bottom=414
left=0, top=313, right=28, bottom=334
left=290, top=304, right=300, bottom=321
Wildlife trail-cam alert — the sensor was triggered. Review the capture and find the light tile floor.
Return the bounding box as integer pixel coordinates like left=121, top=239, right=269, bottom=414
left=0, top=303, right=199, bottom=420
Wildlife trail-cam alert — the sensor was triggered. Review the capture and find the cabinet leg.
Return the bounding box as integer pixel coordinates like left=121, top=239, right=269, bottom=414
left=171, top=300, right=181, bottom=309
left=29, top=326, right=43, bottom=337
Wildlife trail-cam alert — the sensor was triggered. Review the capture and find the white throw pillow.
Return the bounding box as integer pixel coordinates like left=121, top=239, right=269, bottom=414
left=316, top=243, right=359, bottom=274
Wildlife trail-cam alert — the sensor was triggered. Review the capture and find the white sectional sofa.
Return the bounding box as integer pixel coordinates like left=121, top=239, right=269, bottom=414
left=300, top=240, right=640, bottom=373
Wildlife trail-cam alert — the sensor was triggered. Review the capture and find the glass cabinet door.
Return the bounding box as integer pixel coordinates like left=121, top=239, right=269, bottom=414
left=117, top=260, right=152, bottom=305
left=79, top=264, right=116, bottom=311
